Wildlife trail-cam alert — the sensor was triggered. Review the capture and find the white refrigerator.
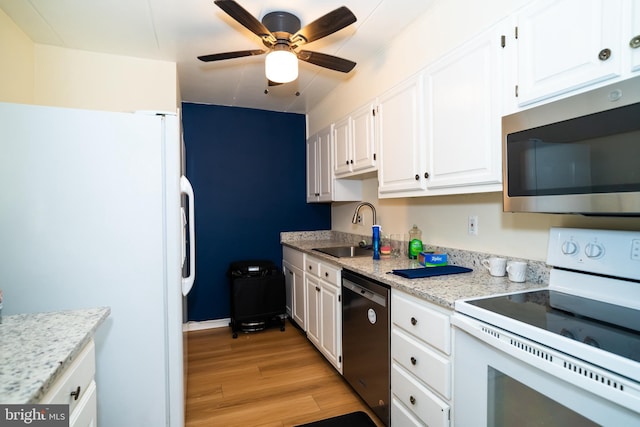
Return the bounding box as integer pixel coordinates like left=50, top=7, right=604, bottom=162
left=0, top=102, right=196, bottom=427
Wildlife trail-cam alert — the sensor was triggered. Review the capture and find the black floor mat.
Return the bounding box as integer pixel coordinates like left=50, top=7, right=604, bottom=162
left=295, top=411, right=378, bottom=427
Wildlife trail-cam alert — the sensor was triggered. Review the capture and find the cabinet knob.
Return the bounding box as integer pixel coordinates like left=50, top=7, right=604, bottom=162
left=424, top=172, right=429, bottom=179
left=410, top=356, right=417, bottom=365
left=325, top=272, right=329, bottom=277
left=345, top=160, right=349, bottom=165
left=350, top=160, right=353, bottom=164
left=70, top=385, right=81, bottom=401
left=631, top=35, right=640, bottom=49
left=316, top=286, right=320, bottom=292
left=414, top=174, right=419, bottom=181
left=410, top=316, right=418, bottom=326
left=409, top=395, right=416, bottom=405
left=598, top=48, right=611, bottom=61
left=308, top=266, right=313, bottom=270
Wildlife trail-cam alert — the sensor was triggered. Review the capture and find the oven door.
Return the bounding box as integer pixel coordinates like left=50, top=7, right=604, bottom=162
left=452, top=313, right=640, bottom=427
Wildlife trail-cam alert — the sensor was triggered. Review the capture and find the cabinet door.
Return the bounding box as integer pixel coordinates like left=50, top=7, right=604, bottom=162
left=351, top=103, right=377, bottom=174
left=515, top=0, right=622, bottom=106
left=333, top=117, right=352, bottom=176
left=283, top=262, right=294, bottom=317
left=292, top=265, right=305, bottom=330
left=306, top=136, right=319, bottom=202
left=378, top=74, right=427, bottom=197
left=305, top=275, right=321, bottom=346
left=424, top=23, right=504, bottom=190
left=319, top=283, right=341, bottom=370
left=629, top=0, right=640, bottom=73
left=317, top=126, right=333, bottom=202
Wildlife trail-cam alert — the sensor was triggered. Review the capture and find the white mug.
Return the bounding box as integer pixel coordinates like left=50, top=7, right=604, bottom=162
left=507, top=261, right=527, bottom=282
left=481, top=257, right=507, bottom=277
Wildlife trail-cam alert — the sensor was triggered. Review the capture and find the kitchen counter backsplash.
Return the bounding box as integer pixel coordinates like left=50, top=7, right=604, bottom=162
left=281, top=230, right=549, bottom=308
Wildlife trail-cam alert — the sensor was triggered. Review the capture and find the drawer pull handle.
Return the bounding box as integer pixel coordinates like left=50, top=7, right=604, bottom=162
left=409, top=395, right=416, bottom=405
left=410, top=356, right=417, bottom=365
left=70, top=386, right=81, bottom=401
left=410, top=317, right=418, bottom=326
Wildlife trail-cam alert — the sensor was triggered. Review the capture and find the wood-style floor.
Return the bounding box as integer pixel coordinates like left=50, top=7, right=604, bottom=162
left=185, top=320, right=385, bottom=427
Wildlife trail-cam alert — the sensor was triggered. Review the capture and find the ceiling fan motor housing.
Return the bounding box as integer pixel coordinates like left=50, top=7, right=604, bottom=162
left=262, top=11, right=301, bottom=38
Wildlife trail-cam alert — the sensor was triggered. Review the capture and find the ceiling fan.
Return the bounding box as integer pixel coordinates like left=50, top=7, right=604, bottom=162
left=198, top=0, right=357, bottom=85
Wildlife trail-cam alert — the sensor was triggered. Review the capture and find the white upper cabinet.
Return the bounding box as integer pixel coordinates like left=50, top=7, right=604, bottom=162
left=350, top=102, right=377, bottom=174
left=333, top=102, right=377, bottom=178
left=306, top=125, right=362, bottom=203
left=306, top=126, right=332, bottom=202
left=333, top=116, right=352, bottom=177
left=377, top=73, right=427, bottom=197
left=510, top=0, right=625, bottom=108
left=423, top=21, right=506, bottom=191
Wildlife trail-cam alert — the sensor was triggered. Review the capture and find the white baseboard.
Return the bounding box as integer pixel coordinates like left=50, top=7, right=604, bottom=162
left=184, top=318, right=230, bottom=332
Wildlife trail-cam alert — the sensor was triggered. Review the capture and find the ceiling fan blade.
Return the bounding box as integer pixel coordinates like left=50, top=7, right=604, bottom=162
left=297, top=50, right=356, bottom=73
left=197, top=49, right=265, bottom=62
left=214, top=0, right=276, bottom=44
left=292, top=6, right=356, bottom=46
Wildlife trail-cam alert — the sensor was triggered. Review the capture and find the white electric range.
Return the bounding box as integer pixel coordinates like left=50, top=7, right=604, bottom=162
left=452, top=227, right=640, bottom=427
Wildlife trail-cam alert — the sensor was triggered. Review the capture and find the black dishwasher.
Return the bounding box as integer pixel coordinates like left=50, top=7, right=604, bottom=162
left=342, top=269, right=390, bottom=426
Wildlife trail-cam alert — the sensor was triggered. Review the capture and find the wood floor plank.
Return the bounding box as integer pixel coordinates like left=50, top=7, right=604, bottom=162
left=185, top=320, right=385, bottom=427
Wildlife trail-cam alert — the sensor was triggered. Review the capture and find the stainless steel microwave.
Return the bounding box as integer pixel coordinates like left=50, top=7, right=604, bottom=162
left=502, top=76, right=640, bottom=215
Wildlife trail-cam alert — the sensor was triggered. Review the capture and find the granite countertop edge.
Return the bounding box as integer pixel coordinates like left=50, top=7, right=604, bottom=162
left=0, top=307, right=111, bottom=404
left=282, top=230, right=549, bottom=309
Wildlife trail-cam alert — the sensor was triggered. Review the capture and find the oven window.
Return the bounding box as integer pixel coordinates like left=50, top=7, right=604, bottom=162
left=488, top=367, right=598, bottom=427
left=506, top=102, right=640, bottom=197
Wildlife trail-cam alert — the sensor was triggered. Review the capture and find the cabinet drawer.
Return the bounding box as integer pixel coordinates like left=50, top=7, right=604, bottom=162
left=392, top=363, right=449, bottom=427
left=318, top=262, right=340, bottom=287
left=392, top=291, right=451, bottom=354
left=392, top=395, right=425, bottom=427
left=69, top=380, right=97, bottom=427
left=283, top=246, right=304, bottom=269
left=41, top=340, right=95, bottom=415
left=304, top=257, right=321, bottom=277
left=392, top=327, right=451, bottom=399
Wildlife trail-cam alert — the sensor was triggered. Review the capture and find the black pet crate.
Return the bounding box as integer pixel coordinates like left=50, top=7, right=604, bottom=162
left=227, top=259, right=286, bottom=338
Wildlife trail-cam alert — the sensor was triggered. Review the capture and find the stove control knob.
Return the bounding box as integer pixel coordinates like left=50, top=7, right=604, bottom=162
left=585, top=242, right=605, bottom=259
left=559, top=328, right=575, bottom=340
left=561, top=240, right=579, bottom=256
left=583, top=336, right=600, bottom=348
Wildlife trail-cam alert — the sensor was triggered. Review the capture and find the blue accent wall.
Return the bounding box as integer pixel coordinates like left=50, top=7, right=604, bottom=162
left=182, top=103, right=331, bottom=321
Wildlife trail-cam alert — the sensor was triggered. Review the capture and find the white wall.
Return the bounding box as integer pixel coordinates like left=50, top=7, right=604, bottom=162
left=313, top=0, right=640, bottom=261
left=34, top=45, right=178, bottom=113
left=0, top=8, right=34, bottom=104
left=0, top=8, right=178, bottom=113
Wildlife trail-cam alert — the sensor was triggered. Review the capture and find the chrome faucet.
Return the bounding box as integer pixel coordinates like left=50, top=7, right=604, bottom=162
left=351, top=202, right=377, bottom=226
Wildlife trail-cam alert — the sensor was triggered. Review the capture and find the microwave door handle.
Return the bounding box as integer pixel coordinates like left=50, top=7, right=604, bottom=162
left=180, top=176, right=196, bottom=296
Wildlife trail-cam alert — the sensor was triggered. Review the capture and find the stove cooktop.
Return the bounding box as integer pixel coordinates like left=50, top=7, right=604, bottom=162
left=466, top=289, right=640, bottom=363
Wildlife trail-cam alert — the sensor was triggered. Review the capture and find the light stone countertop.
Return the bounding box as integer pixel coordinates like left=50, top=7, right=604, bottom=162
left=0, top=307, right=110, bottom=404
left=282, top=231, right=548, bottom=309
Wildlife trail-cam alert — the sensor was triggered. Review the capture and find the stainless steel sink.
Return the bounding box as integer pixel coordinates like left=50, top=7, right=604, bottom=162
left=312, top=246, right=372, bottom=258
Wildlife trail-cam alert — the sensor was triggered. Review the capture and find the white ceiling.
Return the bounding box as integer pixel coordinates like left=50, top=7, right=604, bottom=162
left=0, top=0, right=433, bottom=114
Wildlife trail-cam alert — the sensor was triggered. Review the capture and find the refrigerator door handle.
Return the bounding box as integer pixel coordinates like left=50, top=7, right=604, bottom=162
left=180, top=176, right=196, bottom=296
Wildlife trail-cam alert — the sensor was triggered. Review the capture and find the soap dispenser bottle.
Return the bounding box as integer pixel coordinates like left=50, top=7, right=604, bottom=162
left=408, top=224, right=423, bottom=259
left=372, top=225, right=381, bottom=260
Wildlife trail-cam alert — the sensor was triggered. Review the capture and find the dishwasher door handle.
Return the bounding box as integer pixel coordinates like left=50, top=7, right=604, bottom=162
left=343, top=279, right=387, bottom=307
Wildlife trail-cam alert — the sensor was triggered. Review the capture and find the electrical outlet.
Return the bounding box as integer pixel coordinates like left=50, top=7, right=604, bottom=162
left=468, top=215, right=478, bottom=235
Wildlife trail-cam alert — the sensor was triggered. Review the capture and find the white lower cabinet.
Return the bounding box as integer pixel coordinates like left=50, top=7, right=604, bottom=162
left=391, top=290, right=452, bottom=427
left=304, top=255, right=342, bottom=372
left=41, top=340, right=97, bottom=427
left=283, top=246, right=305, bottom=330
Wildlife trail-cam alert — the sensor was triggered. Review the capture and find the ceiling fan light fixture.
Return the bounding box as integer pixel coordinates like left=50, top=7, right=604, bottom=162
left=265, top=49, right=298, bottom=83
